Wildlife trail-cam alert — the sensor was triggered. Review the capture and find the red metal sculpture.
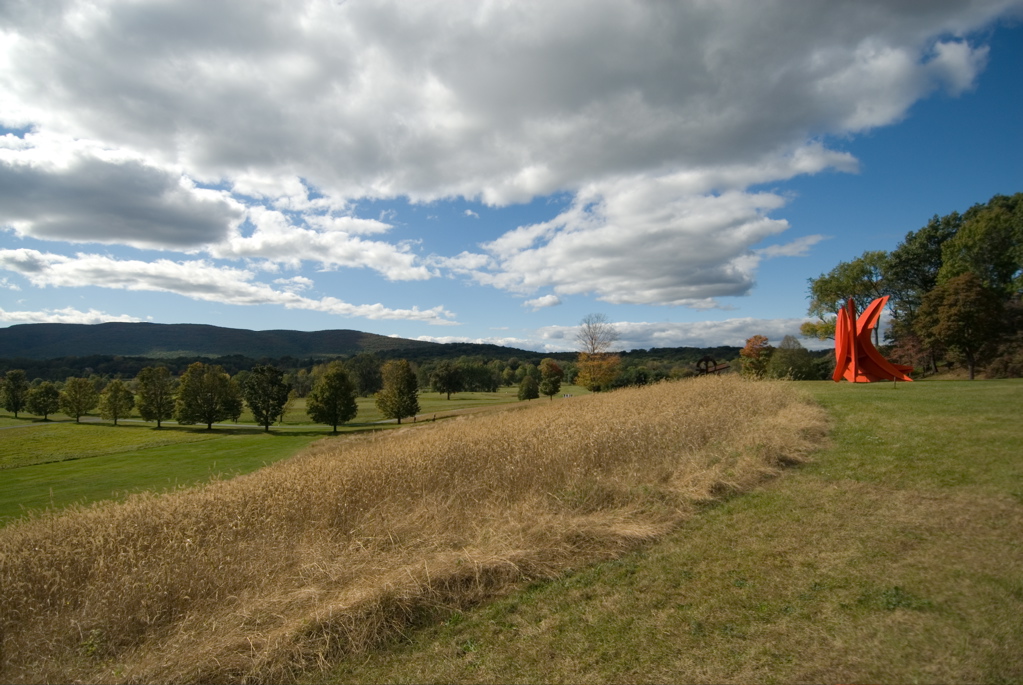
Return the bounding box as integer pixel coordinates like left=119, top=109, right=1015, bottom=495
left=833, top=296, right=913, bottom=383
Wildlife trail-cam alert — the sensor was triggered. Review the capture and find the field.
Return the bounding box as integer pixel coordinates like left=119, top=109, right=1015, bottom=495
left=0, top=386, right=575, bottom=525
left=0, top=375, right=824, bottom=683
left=0, top=377, right=1020, bottom=684
left=321, top=378, right=1023, bottom=684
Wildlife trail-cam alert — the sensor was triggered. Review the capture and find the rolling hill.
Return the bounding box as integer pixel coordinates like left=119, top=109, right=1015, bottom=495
left=0, top=322, right=442, bottom=360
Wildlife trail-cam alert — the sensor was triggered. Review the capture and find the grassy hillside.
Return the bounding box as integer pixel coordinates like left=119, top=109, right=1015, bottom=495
left=0, top=376, right=824, bottom=684
left=319, top=379, right=1023, bottom=684
left=2, top=379, right=1018, bottom=684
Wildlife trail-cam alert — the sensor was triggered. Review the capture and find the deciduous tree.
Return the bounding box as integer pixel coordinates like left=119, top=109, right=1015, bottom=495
left=136, top=366, right=175, bottom=428
left=885, top=212, right=961, bottom=321
left=375, top=359, right=419, bottom=424
left=26, top=381, right=60, bottom=420
left=430, top=360, right=464, bottom=400
left=517, top=375, right=539, bottom=401
left=766, top=335, right=817, bottom=380
left=242, top=364, right=292, bottom=432
left=99, top=379, right=135, bottom=426
left=575, top=313, right=621, bottom=392
left=938, top=195, right=1023, bottom=298
left=915, top=272, right=1004, bottom=380
left=1, top=369, right=29, bottom=418
left=175, top=362, right=242, bottom=430
left=576, top=313, right=620, bottom=355
left=805, top=250, right=890, bottom=344
left=575, top=352, right=621, bottom=392
left=739, top=335, right=772, bottom=379
left=538, top=358, right=563, bottom=400
left=345, top=353, right=383, bottom=397
left=60, top=377, right=99, bottom=423
left=306, top=362, right=358, bottom=433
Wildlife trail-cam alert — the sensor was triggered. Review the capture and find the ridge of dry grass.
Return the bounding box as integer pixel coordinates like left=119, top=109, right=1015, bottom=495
left=0, top=376, right=827, bottom=684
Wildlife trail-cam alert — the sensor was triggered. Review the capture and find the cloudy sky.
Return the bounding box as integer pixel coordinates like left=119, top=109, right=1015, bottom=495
left=1, top=0, right=1021, bottom=352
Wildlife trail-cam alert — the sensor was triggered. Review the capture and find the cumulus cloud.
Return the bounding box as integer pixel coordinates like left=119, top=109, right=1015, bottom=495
left=0, top=249, right=457, bottom=324
left=0, top=148, right=245, bottom=249
left=0, top=0, right=1016, bottom=316
left=464, top=186, right=792, bottom=307
left=212, top=206, right=432, bottom=280
left=0, top=1, right=1002, bottom=201
left=0, top=306, right=144, bottom=325
left=413, top=317, right=828, bottom=352
left=524, top=294, right=561, bottom=310
left=536, top=318, right=829, bottom=352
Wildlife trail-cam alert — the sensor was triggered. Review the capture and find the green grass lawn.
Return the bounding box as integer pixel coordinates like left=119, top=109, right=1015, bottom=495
left=314, top=378, right=1023, bottom=685
left=0, top=422, right=220, bottom=469
left=0, top=386, right=588, bottom=525
left=0, top=429, right=329, bottom=525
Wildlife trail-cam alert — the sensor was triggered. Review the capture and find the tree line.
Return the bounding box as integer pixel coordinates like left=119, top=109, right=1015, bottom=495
left=802, top=192, right=1022, bottom=379
left=1, top=344, right=761, bottom=409
left=0, top=359, right=426, bottom=432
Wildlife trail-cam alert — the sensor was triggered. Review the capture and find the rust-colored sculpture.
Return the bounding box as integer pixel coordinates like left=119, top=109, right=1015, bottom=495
left=833, top=296, right=913, bottom=383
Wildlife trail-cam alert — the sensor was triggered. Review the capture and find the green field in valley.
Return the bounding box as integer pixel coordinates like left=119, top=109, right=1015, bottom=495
left=0, top=386, right=588, bottom=525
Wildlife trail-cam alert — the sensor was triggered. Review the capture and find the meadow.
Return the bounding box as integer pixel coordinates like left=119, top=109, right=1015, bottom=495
left=0, top=375, right=824, bottom=684
left=0, top=386, right=564, bottom=525
left=322, top=378, right=1023, bottom=684
left=0, top=377, right=1019, bottom=684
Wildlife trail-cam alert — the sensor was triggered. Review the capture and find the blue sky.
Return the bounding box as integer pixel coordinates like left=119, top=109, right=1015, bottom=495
left=1, top=1, right=1021, bottom=352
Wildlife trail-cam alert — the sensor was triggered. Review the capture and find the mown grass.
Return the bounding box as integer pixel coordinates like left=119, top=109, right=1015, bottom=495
left=0, top=376, right=822, bottom=684
left=0, top=386, right=586, bottom=525
left=317, top=378, right=1023, bottom=685
left=0, top=429, right=328, bottom=525
left=0, top=422, right=218, bottom=469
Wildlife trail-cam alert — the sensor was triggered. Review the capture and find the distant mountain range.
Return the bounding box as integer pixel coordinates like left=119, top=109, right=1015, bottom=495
left=0, top=322, right=445, bottom=360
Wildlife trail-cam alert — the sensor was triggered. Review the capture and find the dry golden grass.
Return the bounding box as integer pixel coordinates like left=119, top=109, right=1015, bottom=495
left=0, top=376, right=826, bottom=684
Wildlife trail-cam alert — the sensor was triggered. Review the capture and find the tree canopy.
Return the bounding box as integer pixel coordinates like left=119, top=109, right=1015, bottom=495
left=60, top=377, right=99, bottom=423
left=136, top=366, right=176, bottom=428
left=739, top=335, right=772, bottom=379
left=242, top=364, right=292, bottom=432
left=375, top=359, right=419, bottom=424
left=99, top=379, right=135, bottom=426
left=806, top=192, right=1022, bottom=379
left=26, top=381, right=60, bottom=420
left=915, top=272, right=1004, bottom=380
left=1, top=370, right=29, bottom=418
left=175, top=362, right=242, bottom=430
left=429, top=360, right=464, bottom=400
left=576, top=313, right=620, bottom=355
left=306, top=362, right=358, bottom=432
left=538, top=358, right=563, bottom=400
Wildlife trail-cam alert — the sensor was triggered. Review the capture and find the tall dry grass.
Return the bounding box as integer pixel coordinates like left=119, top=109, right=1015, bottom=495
left=0, top=376, right=827, bottom=684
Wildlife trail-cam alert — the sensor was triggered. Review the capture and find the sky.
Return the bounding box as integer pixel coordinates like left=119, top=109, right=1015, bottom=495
left=1, top=1, right=1022, bottom=353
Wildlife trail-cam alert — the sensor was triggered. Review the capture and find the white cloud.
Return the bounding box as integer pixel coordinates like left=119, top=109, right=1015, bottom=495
left=463, top=209, right=479, bottom=218
left=524, top=294, right=561, bottom=310
left=0, top=249, right=457, bottom=324
left=212, top=206, right=431, bottom=280
left=535, top=318, right=829, bottom=352
left=757, top=234, right=828, bottom=258
left=464, top=185, right=791, bottom=307
left=0, top=0, right=1017, bottom=315
left=0, top=306, right=143, bottom=325
left=0, top=1, right=1004, bottom=205
left=0, top=144, right=245, bottom=249
left=414, top=317, right=830, bottom=353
